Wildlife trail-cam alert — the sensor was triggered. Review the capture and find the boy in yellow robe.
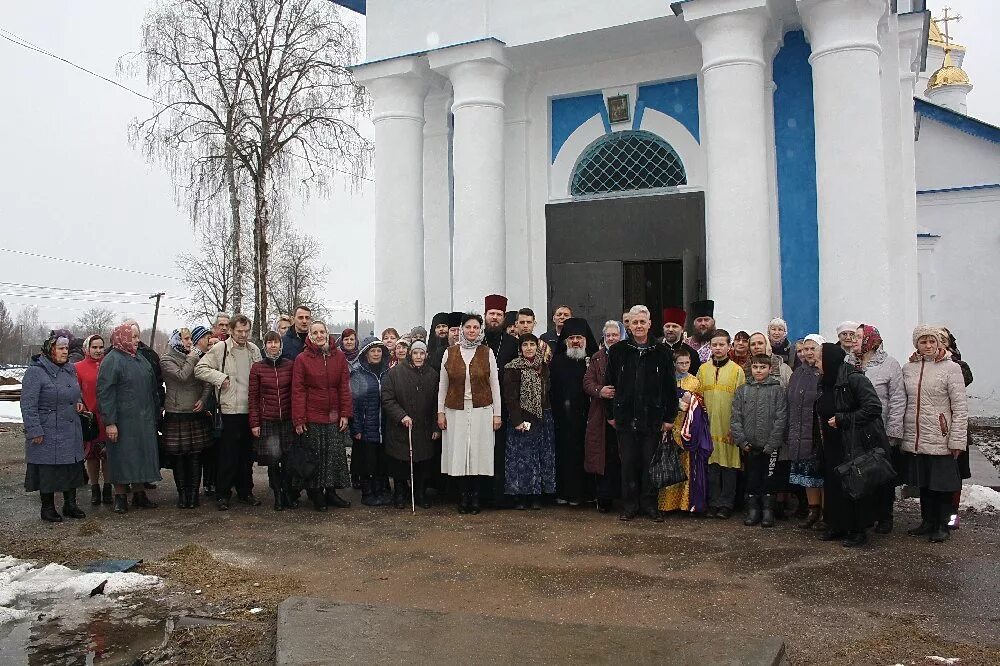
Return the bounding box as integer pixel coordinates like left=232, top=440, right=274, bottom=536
left=696, top=329, right=745, bottom=518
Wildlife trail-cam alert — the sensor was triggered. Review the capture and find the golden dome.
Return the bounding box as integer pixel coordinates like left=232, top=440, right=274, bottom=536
left=927, top=50, right=971, bottom=91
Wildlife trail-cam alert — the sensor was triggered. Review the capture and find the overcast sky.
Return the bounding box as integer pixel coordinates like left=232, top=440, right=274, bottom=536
left=0, top=1, right=996, bottom=335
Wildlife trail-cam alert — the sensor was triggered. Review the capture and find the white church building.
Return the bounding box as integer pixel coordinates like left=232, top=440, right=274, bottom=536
left=344, top=0, right=999, bottom=415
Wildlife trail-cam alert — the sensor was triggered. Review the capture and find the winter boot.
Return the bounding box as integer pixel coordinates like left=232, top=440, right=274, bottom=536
left=799, top=505, right=821, bottom=530
left=173, top=458, right=187, bottom=508
left=908, top=491, right=936, bottom=536
left=469, top=485, right=481, bottom=515
left=415, top=478, right=430, bottom=509
left=62, top=489, right=87, bottom=519
left=514, top=495, right=528, bottom=511
left=361, top=479, right=378, bottom=507
left=188, top=454, right=202, bottom=508
left=90, top=484, right=102, bottom=506
left=113, top=494, right=128, bottom=514
left=325, top=488, right=351, bottom=509
left=773, top=499, right=789, bottom=521
left=875, top=516, right=894, bottom=534
left=132, top=490, right=158, bottom=509
left=760, top=495, right=776, bottom=528
left=930, top=495, right=953, bottom=543
left=743, top=495, right=762, bottom=526
left=842, top=530, right=868, bottom=548
left=40, top=493, right=63, bottom=522
left=310, top=489, right=328, bottom=512
left=794, top=488, right=809, bottom=519
left=393, top=481, right=409, bottom=509
left=268, top=466, right=284, bottom=512
left=374, top=477, right=393, bottom=507
left=102, top=483, right=113, bottom=505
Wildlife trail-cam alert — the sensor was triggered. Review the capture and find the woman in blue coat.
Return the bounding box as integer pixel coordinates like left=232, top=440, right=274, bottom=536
left=350, top=337, right=390, bottom=506
left=21, top=332, right=87, bottom=522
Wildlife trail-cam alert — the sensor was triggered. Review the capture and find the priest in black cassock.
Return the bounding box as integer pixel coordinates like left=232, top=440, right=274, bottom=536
left=483, top=294, right=520, bottom=508
left=549, top=317, right=598, bottom=505
left=427, top=312, right=451, bottom=371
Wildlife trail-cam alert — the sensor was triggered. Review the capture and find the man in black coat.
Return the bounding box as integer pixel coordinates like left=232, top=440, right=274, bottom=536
left=280, top=305, right=312, bottom=362
left=606, top=306, right=679, bottom=522
left=484, top=294, right=519, bottom=508
left=549, top=317, right=597, bottom=505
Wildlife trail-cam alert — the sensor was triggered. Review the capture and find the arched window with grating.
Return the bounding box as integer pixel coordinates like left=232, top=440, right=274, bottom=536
left=570, top=130, right=687, bottom=196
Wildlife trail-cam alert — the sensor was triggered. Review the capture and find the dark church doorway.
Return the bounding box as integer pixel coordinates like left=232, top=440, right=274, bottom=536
left=545, top=192, right=706, bottom=337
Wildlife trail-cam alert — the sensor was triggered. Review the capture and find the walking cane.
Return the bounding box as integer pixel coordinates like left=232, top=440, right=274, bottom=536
left=408, top=423, right=416, bottom=514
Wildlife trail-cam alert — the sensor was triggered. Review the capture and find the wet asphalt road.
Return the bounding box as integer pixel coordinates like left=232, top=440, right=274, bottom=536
left=1, top=425, right=998, bottom=665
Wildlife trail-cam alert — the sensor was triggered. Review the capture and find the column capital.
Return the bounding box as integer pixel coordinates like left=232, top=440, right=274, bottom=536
left=428, top=39, right=510, bottom=113
left=798, top=0, right=886, bottom=63
left=691, top=9, right=772, bottom=73
left=353, top=57, right=430, bottom=124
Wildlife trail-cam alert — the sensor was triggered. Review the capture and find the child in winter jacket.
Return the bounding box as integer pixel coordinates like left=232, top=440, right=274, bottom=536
left=731, top=355, right=788, bottom=528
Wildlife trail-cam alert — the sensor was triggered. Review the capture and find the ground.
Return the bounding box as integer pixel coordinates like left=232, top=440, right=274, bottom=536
left=1, top=424, right=998, bottom=665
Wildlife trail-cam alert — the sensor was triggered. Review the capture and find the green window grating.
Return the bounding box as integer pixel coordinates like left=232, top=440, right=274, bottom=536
left=570, top=130, right=687, bottom=196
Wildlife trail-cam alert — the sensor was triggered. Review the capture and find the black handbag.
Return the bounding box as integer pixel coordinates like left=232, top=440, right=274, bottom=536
left=835, top=447, right=896, bottom=500
left=212, top=343, right=229, bottom=437
left=79, top=399, right=99, bottom=442
left=285, top=438, right=316, bottom=479
left=649, top=434, right=687, bottom=489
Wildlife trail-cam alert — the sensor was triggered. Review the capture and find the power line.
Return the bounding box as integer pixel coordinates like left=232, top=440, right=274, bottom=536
left=0, top=247, right=178, bottom=280
left=0, top=292, right=155, bottom=306
left=0, top=26, right=373, bottom=184
left=0, top=280, right=151, bottom=297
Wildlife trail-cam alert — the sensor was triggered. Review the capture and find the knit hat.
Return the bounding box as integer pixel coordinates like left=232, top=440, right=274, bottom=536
left=662, top=307, right=686, bottom=327
left=912, top=324, right=943, bottom=348
left=484, top=294, right=508, bottom=313
left=410, top=340, right=427, bottom=353
left=190, top=325, right=211, bottom=344
left=836, top=321, right=860, bottom=335
left=409, top=326, right=427, bottom=341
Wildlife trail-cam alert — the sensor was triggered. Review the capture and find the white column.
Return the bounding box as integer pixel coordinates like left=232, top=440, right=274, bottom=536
left=430, top=41, right=510, bottom=313
left=504, top=72, right=535, bottom=309
left=800, top=0, right=890, bottom=337
left=693, top=9, right=774, bottom=331
left=423, top=91, right=453, bottom=317
left=354, top=58, right=429, bottom=329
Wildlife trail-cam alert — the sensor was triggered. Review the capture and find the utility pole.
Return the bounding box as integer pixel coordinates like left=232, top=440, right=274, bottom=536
left=149, top=292, right=166, bottom=348
left=354, top=300, right=359, bottom=336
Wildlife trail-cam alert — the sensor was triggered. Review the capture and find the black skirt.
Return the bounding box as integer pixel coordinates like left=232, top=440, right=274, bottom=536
left=904, top=451, right=962, bottom=493
left=25, top=462, right=86, bottom=493
left=160, top=412, right=213, bottom=455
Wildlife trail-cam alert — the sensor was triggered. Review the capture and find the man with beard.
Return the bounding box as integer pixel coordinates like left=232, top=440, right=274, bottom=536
left=504, top=311, right=519, bottom=336
left=661, top=306, right=701, bottom=377
left=484, top=295, right=520, bottom=508
left=549, top=317, right=598, bottom=506
left=427, top=312, right=450, bottom=371
left=686, top=300, right=716, bottom=364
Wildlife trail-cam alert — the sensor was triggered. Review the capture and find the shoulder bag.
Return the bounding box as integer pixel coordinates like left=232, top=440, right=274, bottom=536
left=212, top=342, right=228, bottom=437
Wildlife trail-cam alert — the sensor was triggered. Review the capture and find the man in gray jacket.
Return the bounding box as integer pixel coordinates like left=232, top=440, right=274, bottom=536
left=195, top=314, right=262, bottom=510
left=731, top=355, right=788, bottom=528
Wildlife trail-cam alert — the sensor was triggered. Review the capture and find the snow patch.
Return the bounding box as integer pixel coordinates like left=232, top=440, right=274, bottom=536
left=958, top=484, right=1000, bottom=513
left=0, top=400, right=22, bottom=423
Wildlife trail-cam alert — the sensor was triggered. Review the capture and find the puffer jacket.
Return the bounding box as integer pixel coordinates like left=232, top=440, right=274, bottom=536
left=784, top=364, right=820, bottom=461
left=349, top=337, right=389, bottom=443
left=248, top=356, right=294, bottom=428
left=292, top=337, right=352, bottom=427
left=730, top=374, right=787, bottom=453
left=902, top=352, right=968, bottom=456
left=21, top=355, right=85, bottom=465
left=160, top=347, right=212, bottom=413
left=859, top=349, right=905, bottom=440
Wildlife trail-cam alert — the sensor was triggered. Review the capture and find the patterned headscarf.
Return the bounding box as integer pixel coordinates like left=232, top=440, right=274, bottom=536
left=169, top=329, right=185, bottom=354
left=110, top=322, right=138, bottom=357
left=506, top=335, right=544, bottom=420
left=856, top=325, right=883, bottom=357
left=41, top=331, right=70, bottom=364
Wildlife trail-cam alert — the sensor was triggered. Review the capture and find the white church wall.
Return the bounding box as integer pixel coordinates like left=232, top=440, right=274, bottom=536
left=365, top=0, right=671, bottom=62
left=915, top=119, right=1000, bottom=191
left=916, top=187, right=1000, bottom=416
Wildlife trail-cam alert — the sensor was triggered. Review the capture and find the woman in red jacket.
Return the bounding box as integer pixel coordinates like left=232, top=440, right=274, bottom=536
left=75, top=334, right=110, bottom=506
left=291, top=321, right=353, bottom=512
left=249, top=330, right=295, bottom=511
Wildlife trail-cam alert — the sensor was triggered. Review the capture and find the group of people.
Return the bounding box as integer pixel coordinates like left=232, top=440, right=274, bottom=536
left=21, top=295, right=971, bottom=547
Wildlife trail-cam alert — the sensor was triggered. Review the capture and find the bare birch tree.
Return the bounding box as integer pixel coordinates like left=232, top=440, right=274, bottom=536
left=128, top=0, right=370, bottom=340
left=269, top=230, right=328, bottom=317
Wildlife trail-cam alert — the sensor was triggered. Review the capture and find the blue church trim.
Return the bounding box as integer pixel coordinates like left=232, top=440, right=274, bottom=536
left=636, top=79, right=700, bottom=142
left=917, top=183, right=1000, bottom=195
left=328, top=0, right=366, bottom=14
left=915, top=98, right=1000, bottom=145
left=551, top=93, right=608, bottom=163
left=773, top=30, right=819, bottom=339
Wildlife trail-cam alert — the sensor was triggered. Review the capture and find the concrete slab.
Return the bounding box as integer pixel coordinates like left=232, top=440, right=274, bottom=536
left=276, top=597, right=786, bottom=666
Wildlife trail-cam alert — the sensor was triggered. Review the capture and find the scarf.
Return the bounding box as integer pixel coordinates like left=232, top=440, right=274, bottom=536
left=264, top=341, right=283, bottom=363
left=169, top=329, right=186, bottom=354
left=460, top=329, right=484, bottom=350
left=338, top=328, right=360, bottom=363
left=110, top=323, right=137, bottom=357
left=854, top=324, right=884, bottom=369
left=506, top=353, right=544, bottom=420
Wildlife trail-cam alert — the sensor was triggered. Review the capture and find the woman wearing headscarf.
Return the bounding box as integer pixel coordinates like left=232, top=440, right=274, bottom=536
left=97, top=322, right=162, bottom=513
left=22, top=332, right=88, bottom=522
left=75, top=334, right=110, bottom=506
left=350, top=336, right=391, bottom=506
left=437, top=313, right=502, bottom=514
left=390, top=338, right=410, bottom=370
left=786, top=335, right=825, bottom=529
left=815, top=342, right=886, bottom=547
left=852, top=324, right=905, bottom=534
left=382, top=340, right=441, bottom=509
left=160, top=327, right=213, bottom=508
left=747, top=332, right=793, bottom=388
left=584, top=321, right=626, bottom=512
left=291, top=321, right=353, bottom=512
left=338, top=328, right=361, bottom=372
left=502, top=334, right=556, bottom=510
left=901, top=325, right=968, bottom=543
left=249, top=330, right=296, bottom=511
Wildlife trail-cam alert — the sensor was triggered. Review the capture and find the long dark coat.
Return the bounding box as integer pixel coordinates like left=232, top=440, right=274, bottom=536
left=21, top=356, right=85, bottom=465
left=96, top=348, right=162, bottom=484
left=381, top=360, right=440, bottom=463
left=549, top=352, right=591, bottom=500
left=583, top=349, right=610, bottom=475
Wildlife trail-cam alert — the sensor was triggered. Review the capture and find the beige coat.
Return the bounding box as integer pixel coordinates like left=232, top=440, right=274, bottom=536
left=901, top=353, right=968, bottom=456
left=160, top=347, right=212, bottom=413
left=195, top=338, right=262, bottom=415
